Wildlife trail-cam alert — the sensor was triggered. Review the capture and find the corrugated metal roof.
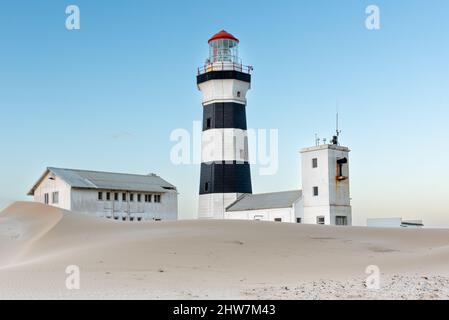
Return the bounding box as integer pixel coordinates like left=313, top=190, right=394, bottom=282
left=226, top=190, right=302, bottom=212
left=28, top=167, right=176, bottom=195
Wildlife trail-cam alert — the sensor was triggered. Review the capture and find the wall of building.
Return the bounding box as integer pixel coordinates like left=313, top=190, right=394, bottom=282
left=33, top=172, right=71, bottom=210
left=71, top=189, right=178, bottom=221
left=198, top=193, right=238, bottom=219
left=225, top=206, right=296, bottom=223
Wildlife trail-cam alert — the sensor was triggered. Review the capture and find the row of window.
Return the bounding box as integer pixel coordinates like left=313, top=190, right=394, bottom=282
left=268, top=216, right=347, bottom=225
left=98, top=192, right=161, bottom=203
left=44, top=192, right=59, bottom=205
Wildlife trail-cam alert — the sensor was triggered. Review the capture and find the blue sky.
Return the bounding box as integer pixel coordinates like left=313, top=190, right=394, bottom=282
left=0, top=0, right=448, bottom=226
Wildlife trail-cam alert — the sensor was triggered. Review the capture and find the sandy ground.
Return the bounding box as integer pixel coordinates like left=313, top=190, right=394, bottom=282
left=1, top=201, right=449, bottom=300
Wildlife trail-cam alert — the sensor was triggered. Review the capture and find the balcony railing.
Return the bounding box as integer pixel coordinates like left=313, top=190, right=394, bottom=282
left=197, top=62, right=253, bottom=75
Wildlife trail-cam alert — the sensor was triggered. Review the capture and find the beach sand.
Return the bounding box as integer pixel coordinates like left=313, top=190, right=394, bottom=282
left=1, top=201, right=449, bottom=300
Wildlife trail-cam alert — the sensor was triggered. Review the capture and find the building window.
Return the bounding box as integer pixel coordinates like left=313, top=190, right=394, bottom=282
left=154, top=195, right=161, bottom=203
left=130, top=194, right=134, bottom=202
left=296, top=218, right=302, bottom=223
left=337, top=157, right=348, bottom=179
left=52, top=192, right=59, bottom=204
left=336, top=216, right=348, bottom=226
left=204, top=182, right=209, bottom=192
left=44, top=193, right=49, bottom=204
left=106, top=192, right=111, bottom=201
left=312, top=158, right=318, bottom=168
left=313, top=186, right=319, bottom=196
left=98, top=192, right=103, bottom=201
left=114, top=193, right=119, bottom=201
left=122, top=193, right=126, bottom=201
left=274, top=218, right=282, bottom=222
left=237, top=91, right=241, bottom=97
left=147, top=194, right=152, bottom=202
left=137, top=194, right=141, bottom=202
left=206, top=118, right=211, bottom=129
left=317, top=216, right=325, bottom=225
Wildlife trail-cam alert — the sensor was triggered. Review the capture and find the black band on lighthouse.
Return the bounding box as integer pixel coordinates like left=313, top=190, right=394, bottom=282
left=197, top=70, right=251, bottom=85
left=199, top=161, right=252, bottom=195
left=203, top=102, right=247, bottom=131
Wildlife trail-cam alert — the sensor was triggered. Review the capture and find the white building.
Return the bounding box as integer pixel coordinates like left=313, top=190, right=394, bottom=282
left=28, top=167, right=178, bottom=221
left=367, top=218, right=424, bottom=228
left=300, top=143, right=352, bottom=226
left=223, top=139, right=352, bottom=226
left=225, top=190, right=303, bottom=223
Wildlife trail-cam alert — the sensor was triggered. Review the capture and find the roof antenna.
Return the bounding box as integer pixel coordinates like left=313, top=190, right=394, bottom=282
left=332, top=102, right=341, bottom=145
left=315, top=133, right=320, bottom=146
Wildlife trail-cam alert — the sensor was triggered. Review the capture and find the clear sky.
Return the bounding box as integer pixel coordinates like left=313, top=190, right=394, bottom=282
left=1, top=0, right=448, bottom=227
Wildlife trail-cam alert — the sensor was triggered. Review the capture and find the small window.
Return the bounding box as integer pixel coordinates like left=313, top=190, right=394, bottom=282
left=122, top=193, right=126, bottom=201
left=44, top=193, right=49, bottom=205
left=206, top=118, right=211, bottom=129
left=144, top=194, right=148, bottom=202
left=52, top=192, right=59, bottom=204
left=274, top=218, right=282, bottom=222
left=312, top=158, right=318, bottom=168
left=317, top=216, right=325, bottom=225
left=114, top=193, right=119, bottom=201
left=313, top=186, right=319, bottom=196
left=237, top=91, right=241, bottom=97
left=154, top=195, right=161, bottom=203
left=130, top=194, right=134, bottom=202
left=336, top=216, right=348, bottom=226
left=296, top=218, right=302, bottom=224
left=137, top=194, right=141, bottom=202
left=204, top=182, right=209, bottom=192
left=106, top=192, right=111, bottom=201
left=98, top=192, right=103, bottom=201
left=148, top=194, right=152, bottom=202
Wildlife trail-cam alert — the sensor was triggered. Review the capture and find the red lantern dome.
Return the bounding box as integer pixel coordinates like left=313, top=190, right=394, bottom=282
left=208, top=30, right=239, bottom=44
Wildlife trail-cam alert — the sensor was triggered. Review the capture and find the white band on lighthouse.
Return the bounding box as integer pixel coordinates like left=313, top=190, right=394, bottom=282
left=201, top=128, right=249, bottom=163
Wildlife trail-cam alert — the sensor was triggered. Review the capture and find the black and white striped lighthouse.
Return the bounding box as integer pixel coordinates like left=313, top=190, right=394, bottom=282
left=197, top=30, right=253, bottom=219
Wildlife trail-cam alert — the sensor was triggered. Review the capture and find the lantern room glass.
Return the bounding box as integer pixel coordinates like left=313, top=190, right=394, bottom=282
left=209, top=39, right=240, bottom=64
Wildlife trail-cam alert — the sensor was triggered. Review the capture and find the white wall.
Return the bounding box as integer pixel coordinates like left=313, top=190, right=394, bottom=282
left=198, top=193, right=238, bottom=219
left=71, top=189, right=178, bottom=221
left=198, top=79, right=250, bottom=106
left=33, top=172, right=71, bottom=210
left=225, top=206, right=296, bottom=223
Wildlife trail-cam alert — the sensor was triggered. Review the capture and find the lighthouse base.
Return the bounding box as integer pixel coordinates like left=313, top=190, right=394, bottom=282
left=198, top=193, right=241, bottom=219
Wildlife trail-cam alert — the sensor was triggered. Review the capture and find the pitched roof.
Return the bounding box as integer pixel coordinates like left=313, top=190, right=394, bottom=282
left=226, top=190, right=302, bottom=212
left=28, top=167, right=176, bottom=195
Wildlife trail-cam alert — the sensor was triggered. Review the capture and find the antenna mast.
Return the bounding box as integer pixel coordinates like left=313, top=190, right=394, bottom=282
left=332, top=112, right=341, bottom=145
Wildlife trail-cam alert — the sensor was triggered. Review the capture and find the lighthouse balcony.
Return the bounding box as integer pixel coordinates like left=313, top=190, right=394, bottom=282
left=197, top=62, right=253, bottom=75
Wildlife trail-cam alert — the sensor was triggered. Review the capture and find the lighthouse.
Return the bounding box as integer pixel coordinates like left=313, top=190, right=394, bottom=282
left=197, top=30, right=253, bottom=219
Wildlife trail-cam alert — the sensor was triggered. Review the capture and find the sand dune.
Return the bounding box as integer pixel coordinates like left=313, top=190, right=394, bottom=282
left=1, top=201, right=449, bottom=299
